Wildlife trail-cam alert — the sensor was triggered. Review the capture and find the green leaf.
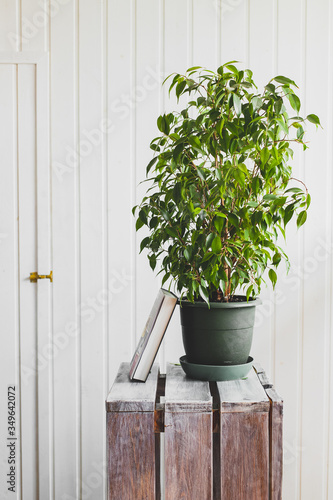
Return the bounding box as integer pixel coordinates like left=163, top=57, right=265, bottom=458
left=146, top=157, right=158, bottom=174
left=176, top=80, right=186, bottom=99
left=246, top=285, right=253, bottom=301
left=149, top=217, right=158, bottom=229
left=284, top=204, right=294, bottom=226
left=184, top=247, right=192, bottom=261
left=252, top=96, right=262, bottom=111
left=233, top=94, right=242, bottom=116
left=306, top=193, right=311, bottom=209
left=228, top=213, right=239, bottom=227
left=277, top=117, right=289, bottom=135
left=260, top=147, right=270, bottom=165
left=202, top=251, right=214, bottom=263
left=140, top=237, right=150, bottom=253
left=272, top=253, right=281, bottom=266
left=268, top=268, right=277, bottom=289
left=288, top=94, right=301, bottom=113
left=189, top=135, right=202, bottom=151
left=199, top=285, right=209, bottom=305
left=197, top=166, right=206, bottom=182
left=161, top=272, right=170, bottom=286
left=307, top=114, right=321, bottom=126
left=173, top=143, right=184, bottom=162
left=149, top=254, right=157, bottom=270
left=136, top=218, right=144, bottom=231
left=160, top=208, right=170, bottom=221
left=296, top=126, right=304, bottom=140
left=285, top=187, right=304, bottom=194
left=274, top=98, right=283, bottom=114
left=214, top=216, right=225, bottom=233
left=252, top=176, right=260, bottom=195
left=297, top=210, right=307, bottom=228
left=205, top=233, right=215, bottom=248
left=225, top=64, right=239, bottom=74
left=265, top=83, right=276, bottom=93
left=212, top=236, right=222, bottom=254
left=229, top=138, right=238, bottom=154
left=173, top=183, right=182, bottom=203
left=274, top=75, right=296, bottom=86
left=157, top=115, right=165, bottom=133
left=139, top=208, right=148, bottom=224
left=234, top=169, right=245, bottom=186
left=187, top=66, right=202, bottom=72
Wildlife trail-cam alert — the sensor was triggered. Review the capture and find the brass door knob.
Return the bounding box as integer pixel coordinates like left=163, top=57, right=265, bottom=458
left=30, top=271, right=53, bottom=283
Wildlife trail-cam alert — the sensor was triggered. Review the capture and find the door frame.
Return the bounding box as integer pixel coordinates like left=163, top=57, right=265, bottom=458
left=0, top=51, right=51, bottom=499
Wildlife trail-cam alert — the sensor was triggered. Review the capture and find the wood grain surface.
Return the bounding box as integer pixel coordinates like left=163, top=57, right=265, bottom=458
left=165, top=363, right=212, bottom=412
left=106, top=363, right=282, bottom=500
left=266, top=387, right=283, bottom=500
left=254, top=364, right=283, bottom=499
left=164, top=364, right=213, bottom=499
left=107, top=411, right=156, bottom=500
left=217, top=368, right=270, bottom=413
left=106, top=362, right=159, bottom=412
left=220, top=411, right=269, bottom=499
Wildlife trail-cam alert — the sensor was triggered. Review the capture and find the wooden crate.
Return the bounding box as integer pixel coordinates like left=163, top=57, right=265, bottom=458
left=106, top=363, right=283, bottom=500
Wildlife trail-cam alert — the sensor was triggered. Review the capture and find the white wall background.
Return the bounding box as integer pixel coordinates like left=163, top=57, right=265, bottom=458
left=0, top=0, right=332, bottom=499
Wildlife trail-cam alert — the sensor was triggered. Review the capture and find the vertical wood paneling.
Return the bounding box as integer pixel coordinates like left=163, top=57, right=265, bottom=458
left=1, top=1, right=333, bottom=499
left=0, top=0, right=20, bottom=51
left=327, top=3, right=333, bottom=498
left=220, top=0, right=247, bottom=65
left=274, top=2, right=304, bottom=498
left=192, top=0, right=218, bottom=69
left=135, top=0, right=161, bottom=354
left=162, top=0, right=191, bottom=368
left=50, top=1, right=79, bottom=497
left=17, top=63, right=38, bottom=500
left=21, top=0, right=48, bottom=52
left=107, top=0, right=135, bottom=386
left=0, top=64, right=20, bottom=500
left=35, top=54, right=52, bottom=500
left=301, top=1, right=330, bottom=498
left=247, top=0, right=275, bottom=379
left=78, top=2, right=105, bottom=499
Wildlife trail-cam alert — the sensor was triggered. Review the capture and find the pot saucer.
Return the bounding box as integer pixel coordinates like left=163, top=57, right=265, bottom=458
left=179, top=355, right=254, bottom=382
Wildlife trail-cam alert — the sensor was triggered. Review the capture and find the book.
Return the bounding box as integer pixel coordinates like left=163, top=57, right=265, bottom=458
left=129, top=288, right=178, bottom=382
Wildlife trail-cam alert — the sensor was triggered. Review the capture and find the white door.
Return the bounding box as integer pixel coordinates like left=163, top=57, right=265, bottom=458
left=0, top=53, right=51, bottom=499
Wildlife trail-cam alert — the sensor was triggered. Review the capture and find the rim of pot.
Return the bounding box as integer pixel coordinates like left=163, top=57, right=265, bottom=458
left=177, top=295, right=262, bottom=309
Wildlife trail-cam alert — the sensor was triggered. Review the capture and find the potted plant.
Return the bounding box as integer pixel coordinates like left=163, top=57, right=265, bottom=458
left=134, top=63, right=320, bottom=380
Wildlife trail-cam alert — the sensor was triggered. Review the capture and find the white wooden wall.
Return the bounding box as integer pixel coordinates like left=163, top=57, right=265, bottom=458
left=0, top=0, right=332, bottom=499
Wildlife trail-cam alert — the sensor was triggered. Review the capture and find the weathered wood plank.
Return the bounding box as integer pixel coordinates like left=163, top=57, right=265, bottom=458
left=165, top=364, right=213, bottom=499
left=254, top=363, right=283, bottom=499
left=217, top=368, right=270, bottom=413
left=165, top=412, right=212, bottom=500
left=107, top=411, right=156, bottom=500
left=220, top=411, right=269, bottom=499
left=106, top=363, right=159, bottom=412
left=165, top=363, right=212, bottom=412
left=266, top=387, right=283, bottom=500
left=253, top=362, right=273, bottom=388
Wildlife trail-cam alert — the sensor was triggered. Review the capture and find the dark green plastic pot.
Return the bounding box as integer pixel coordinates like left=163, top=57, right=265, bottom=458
left=180, top=296, right=261, bottom=366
